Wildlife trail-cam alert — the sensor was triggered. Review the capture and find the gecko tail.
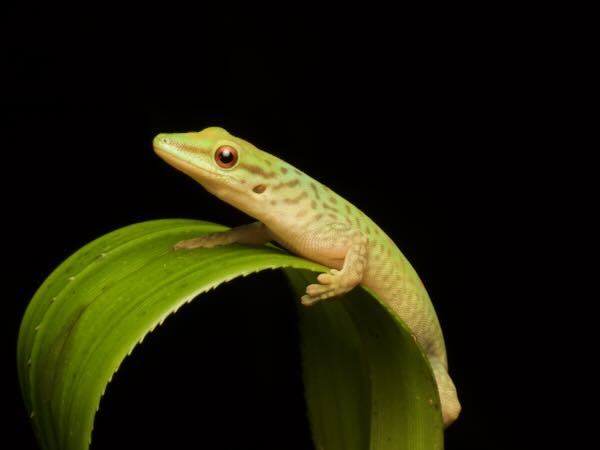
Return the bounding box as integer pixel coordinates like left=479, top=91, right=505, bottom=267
left=429, top=357, right=461, bottom=428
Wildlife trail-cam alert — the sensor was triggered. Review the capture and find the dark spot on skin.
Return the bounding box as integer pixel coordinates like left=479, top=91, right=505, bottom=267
left=311, top=200, right=317, bottom=210
left=173, top=142, right=211, bottom=156
left=239, top=163, right=277, bottom=179
left=283, top=191, right=308, bottom=204
left=345, top=204, right=351, bottom=214
left=280, top=167, right=288, bottom=174
left=322, top=203, right=337, bottom=212
left=327, top=213, right=337, bottom=220
left=253, top=184, right=267, bottom=194
left=329, top=196, right=337, bottom=205
left=313, top=213, right=323, bottom=221
left=270, top=200, right=278, bottom=206
left=273, top=179, right=300, bottom=190
left=310, top=182, right=320, bottom=200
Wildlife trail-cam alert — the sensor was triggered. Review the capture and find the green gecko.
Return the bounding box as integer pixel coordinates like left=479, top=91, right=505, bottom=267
left=153, top=126, right=461, bottom=427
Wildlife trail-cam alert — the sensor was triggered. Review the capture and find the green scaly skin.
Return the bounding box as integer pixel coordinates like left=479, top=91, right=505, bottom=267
left=153, top=127, right=461, bottom=427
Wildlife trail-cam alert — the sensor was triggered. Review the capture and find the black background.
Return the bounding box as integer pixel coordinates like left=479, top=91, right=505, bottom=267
left=3, top=6, right=548, bottom=450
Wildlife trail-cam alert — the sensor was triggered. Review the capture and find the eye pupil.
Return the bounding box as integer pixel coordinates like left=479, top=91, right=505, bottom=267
left=219, top=149, right=233, bottom=163
left=215, top=145, right=238, bottom=168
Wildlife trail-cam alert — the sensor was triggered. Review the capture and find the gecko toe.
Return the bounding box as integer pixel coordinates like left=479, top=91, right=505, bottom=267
left=174, top=241, right=191, bottom=250
left=306, top=283, right=331, bottom=296
left=175, top=236, right=222, bottom=249
left=301, top=294, right=319, bottom=306
left=317, top=273, right=334, bottom=284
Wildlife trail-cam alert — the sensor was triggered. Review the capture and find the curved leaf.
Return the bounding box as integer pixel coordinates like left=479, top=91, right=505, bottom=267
left=17, top=219, right=442, bottom=450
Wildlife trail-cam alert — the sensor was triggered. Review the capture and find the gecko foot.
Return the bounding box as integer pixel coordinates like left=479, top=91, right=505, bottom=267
left=300, top=268, right=359, bottom=306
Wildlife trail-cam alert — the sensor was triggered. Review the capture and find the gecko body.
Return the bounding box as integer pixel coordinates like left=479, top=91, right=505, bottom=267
left=153, top=127, right=460, bottom=427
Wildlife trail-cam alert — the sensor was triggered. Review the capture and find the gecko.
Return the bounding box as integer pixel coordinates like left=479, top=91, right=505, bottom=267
left=153, top=126, right=461, bottom=427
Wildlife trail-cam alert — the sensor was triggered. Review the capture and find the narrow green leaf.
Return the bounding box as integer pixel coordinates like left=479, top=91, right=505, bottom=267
left=287, top=270, right=444, bottom=450
left=17, top=219, right=442, bottom=450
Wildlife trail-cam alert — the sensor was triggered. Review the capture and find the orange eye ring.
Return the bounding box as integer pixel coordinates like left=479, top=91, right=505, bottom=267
left=215, top=145, right=238, bottom=168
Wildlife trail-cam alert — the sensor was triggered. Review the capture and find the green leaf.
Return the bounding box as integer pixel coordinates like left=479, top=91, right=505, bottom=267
left=17, top=219, right=443, bottom=450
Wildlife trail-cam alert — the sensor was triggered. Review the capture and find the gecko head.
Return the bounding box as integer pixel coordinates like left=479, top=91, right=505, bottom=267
left=153, top=127, right=283, bottom=216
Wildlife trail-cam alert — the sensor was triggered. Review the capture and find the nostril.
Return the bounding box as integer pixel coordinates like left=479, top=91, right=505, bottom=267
left=153, top=134, right=169, bottom=147
left=252, top=184, right=267, bottom=194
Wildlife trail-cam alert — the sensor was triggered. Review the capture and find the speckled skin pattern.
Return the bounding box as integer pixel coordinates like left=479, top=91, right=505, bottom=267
left=153, top=127, right=461, bottom=426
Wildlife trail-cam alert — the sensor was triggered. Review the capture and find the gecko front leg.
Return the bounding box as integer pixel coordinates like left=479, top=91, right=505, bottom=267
left=301, top=228, right=368, bottom=306
left=175, top=222, right=272, bottom=249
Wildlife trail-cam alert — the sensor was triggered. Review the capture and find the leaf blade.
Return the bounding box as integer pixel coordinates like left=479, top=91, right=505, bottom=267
left=18, top=219, right=442, bottom=450
left=287, top=269, right=444, bottom=450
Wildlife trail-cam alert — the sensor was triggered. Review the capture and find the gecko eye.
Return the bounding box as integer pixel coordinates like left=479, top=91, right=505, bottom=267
left=215, top=145, right=238, bottom=168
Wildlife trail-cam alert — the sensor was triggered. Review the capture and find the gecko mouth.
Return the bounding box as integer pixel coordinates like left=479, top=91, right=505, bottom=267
left=154, top=145, right=236, bottom=187
left=154, top=147, right=201, bottom=178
